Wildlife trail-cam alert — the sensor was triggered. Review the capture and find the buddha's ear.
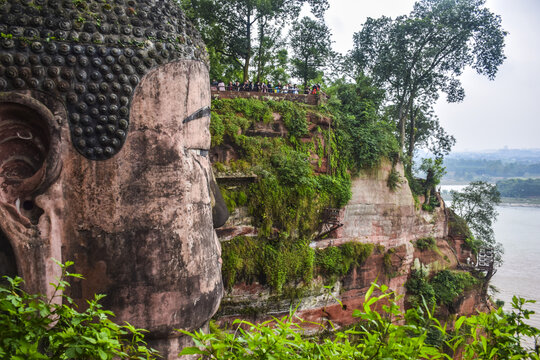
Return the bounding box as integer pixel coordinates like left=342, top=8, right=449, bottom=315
left=210, top=170, right=229, bottom=229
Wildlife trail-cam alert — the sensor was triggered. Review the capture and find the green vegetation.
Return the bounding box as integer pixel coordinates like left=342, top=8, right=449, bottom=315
left=414, top=237, right=437, bottom=251
left=181, top=282, right=540, bottom=359
left=405, top=269, right=436, bottom=309
left=497, top=178, right=540, bottom=198
left=430, top=270, right=478, bottom=308
left=325, top=78, right=400, bottom=173
left=180, top=0, right=329, bottom=82
left=351, top=0, right=506, bottom=166
left=405, top=269, right=479, bottom=310
left=382, top=248, right=399, bottom=278
left=387, top=167, right=402, bottom=191
left=5, top=262, right=537, bottom=360
left=211, top=98, right=348, bottom=238
left=212, top=95, right=406, bottom=291
left=184, top=0, right=509, bottom=194
left=221, top=235, right=314, bottom=293
left=221, top=236, right=373, bottom=293
left=201, top=1, right=510, bottom=347
left=315, top=242, right=374, bottom=278
left=290, top=17, right=333, bottom=88
left=0, top=261, right=156, bottom=359
left=451, top=181, right=502, bottom=268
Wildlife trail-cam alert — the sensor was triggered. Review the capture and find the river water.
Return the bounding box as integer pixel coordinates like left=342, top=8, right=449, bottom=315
left=491, top=205, right=540, bottom=329
left=440, top=185, right=540, bottom=330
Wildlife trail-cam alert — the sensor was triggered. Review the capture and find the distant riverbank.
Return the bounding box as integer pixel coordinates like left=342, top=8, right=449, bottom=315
left=439, top=184, right=540, bottom=206
left=499, top=198, right=540, bottom=206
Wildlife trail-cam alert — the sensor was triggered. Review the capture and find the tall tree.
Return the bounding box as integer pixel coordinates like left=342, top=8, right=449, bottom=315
left=451, top=181, right=503, bottom=285
left=451, top=181, right=501, bottom=247
left=181, top=0, right=328, bottom=82
left=351, top=0, right=507, bottom=157
left=327, top=76, right=399, bottom=171
left=290, top=17, right=332, bottom=89
left=267, top=49, right=290, bottom=84
left=253, top=19, right=286, bottom=83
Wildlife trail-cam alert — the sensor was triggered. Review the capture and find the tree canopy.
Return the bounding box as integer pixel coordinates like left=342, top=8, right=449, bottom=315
left=181, top=0, right=329, bottom=82
left=451, top=181, right=502, bottom=266
left=351, top=0, right=507, bottom=162
left=290, top=17, right=333, bottom=88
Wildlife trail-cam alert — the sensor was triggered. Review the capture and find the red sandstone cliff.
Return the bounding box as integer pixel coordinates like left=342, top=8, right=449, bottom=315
left=213, top=160, right=487, bottom=330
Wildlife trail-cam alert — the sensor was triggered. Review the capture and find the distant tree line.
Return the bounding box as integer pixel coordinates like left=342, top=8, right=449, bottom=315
left=497, top=178, right=540, bottom=198
left=444, top=158, right=540, bottom=182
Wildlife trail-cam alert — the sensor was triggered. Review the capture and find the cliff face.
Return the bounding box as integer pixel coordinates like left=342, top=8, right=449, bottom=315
left=215, top=161, right=471, bottom=330
left=210, top=95, right=484, bottom=331
left=336, top=161, right=447, bottom=247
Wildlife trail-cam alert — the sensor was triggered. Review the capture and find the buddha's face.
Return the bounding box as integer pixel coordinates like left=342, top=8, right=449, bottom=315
left=62, top=60, right=225, bottom=351
left=0, top=60, right=225, bottom=357
left=0, top=0, right=224, bottom=357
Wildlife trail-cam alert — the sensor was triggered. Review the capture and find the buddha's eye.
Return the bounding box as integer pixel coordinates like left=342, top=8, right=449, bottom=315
left=183, top=106, right=211, bottom=124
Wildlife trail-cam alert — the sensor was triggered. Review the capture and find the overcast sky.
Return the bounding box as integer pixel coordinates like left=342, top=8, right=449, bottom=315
left=323, top=0, right=540, bottom=152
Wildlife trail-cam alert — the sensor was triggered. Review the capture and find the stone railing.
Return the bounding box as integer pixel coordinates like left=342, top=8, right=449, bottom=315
left=211, top=89, right=327, bottom=106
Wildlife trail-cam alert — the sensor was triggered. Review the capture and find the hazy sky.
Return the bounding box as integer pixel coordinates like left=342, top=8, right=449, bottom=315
left=323, top=0, right=540, bottom=152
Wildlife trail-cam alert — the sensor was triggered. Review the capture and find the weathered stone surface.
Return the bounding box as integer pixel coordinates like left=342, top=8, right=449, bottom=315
left=217, top=245, right=414, bottom=332
left=0, top=2, right=226, bottom=358
left=333, top=161, right=448, bottom=247
left=245, top=115, right=287, bottom=137
left=0, top=0, right=206, bottom=160
left=61, top=60, right=222, bottom=357
left=0, top=59, right=222, bottom=358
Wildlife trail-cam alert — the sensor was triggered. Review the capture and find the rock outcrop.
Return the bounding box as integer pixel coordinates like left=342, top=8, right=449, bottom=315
left=215, top=161, right=464, bottom=329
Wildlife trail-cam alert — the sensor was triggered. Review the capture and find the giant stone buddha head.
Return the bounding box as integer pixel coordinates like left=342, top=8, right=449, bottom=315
left=0, top=0, right=226, bottom=357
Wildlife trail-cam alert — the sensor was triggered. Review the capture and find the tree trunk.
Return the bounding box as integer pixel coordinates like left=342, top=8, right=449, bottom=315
left=255, top=18, right=266, bottom=82
left=243, top=52, right=251, bottom=83
left=303, top=56, right=309, bottom=89
left=407, top=107, right=418, bottom=160
left=398, top=104, right=406, bottom=152
left=406, top=105, right=419, bottom=175
left=424, top=168, right=434, bottom=205
left=401, top=90, right=416, bottom=155
left=243, top=16, right=252, bottom=82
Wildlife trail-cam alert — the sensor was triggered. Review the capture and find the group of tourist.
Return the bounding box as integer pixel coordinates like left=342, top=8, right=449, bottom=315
left=211, top=80, right=322, bottom=95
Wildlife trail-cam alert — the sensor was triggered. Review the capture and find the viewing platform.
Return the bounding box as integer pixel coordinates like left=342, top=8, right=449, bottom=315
left=211, top=89, right=328, bottom=106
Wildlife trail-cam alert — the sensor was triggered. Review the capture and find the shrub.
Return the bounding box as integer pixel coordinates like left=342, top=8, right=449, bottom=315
left=387, top=167, right=401, bottom=191
left=230, top=98, right=273, bottom=123
left=270, top=150, right=313, bottom=187
left=316, top=174, right=352, bottom=207
left=405, top=269, right=435, bottom=309
left=336, top=118, right=399, bottom=171
left=221, top=236, right=315, bottom=293
left=430, top=270, right=478, bottom=308
left=209, top=111, right=225, bottom=146
left=414, top=237, right=437, bottom=251
left=315, top=242, right=373, bottom=278
left=0, top=261, right=156, bottom=359
left=221, top=236, right=261, bottom=288
left=180, top=282, right=540, bottom=359
left=220, top=188, right=248, bottom=213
